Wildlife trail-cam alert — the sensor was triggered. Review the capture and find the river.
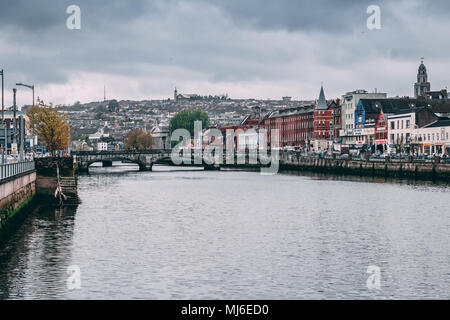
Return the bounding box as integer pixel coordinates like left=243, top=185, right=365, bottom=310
left=0, top=163, right=449, bottom=299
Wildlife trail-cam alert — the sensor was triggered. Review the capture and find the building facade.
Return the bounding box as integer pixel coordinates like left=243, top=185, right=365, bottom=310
left=387, top=107, right=439, bottom=154
left=262, top=105, right=314, bottom=149
left=340, top=90, right=387, bottom=145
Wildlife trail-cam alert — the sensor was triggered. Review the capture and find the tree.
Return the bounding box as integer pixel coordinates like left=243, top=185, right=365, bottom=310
left=26, top=99, right=71, bottom=155
left=169, top=109, right=210, bottom=137
left=124, top=129, right=153, bottom=150
left=108, top=99, right=119, bottom=112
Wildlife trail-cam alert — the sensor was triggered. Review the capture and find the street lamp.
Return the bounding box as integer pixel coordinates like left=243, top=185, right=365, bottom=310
left=16, top=82, right=35, bottom=108
left=0, top=70, right=4, bottom=162
left=0, top=69, right=4, bottom=121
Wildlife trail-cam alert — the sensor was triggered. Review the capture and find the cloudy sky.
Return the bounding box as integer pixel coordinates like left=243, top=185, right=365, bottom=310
left=1, top=0, right=449, bottom=107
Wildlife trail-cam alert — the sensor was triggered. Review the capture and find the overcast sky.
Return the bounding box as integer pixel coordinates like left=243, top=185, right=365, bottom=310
left=1, top=0, right=449, bottom=107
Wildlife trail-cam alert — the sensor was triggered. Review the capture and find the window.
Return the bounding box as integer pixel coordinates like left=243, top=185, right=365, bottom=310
left=406, top=120, right=410, bottom=128
left=391, top=122, right=395, bottom=130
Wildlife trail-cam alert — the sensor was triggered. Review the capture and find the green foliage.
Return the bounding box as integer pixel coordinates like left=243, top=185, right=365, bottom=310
left=108, top=99, right=119, bottom=112
left=169, top=109, right=210, bottom=137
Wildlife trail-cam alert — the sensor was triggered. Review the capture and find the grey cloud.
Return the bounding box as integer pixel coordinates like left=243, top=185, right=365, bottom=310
left=0, top=0, right=449, bottom=105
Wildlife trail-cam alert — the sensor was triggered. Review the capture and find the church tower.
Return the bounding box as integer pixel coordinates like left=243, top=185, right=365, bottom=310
left=174, top=87, right=178, bottom=102
left=414, top=58, right=431, bottom=98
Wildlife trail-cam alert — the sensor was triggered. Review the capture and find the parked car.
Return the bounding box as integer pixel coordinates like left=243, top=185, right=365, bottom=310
left=337, top=154, right=349, bottom=160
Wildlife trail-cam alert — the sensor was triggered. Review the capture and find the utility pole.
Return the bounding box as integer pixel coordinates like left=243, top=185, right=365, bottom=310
left=13, top=88, right=17, bottom=146
left=16, top=83, right=34, bottom=109
left=0, top=69, right=4, bottom=162
left=1, top=69, right=4, bottom=122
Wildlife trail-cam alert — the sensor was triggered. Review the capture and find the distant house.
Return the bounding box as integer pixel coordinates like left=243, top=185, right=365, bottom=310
left=426, top=89, right=449, bottom=101
left=88, top=128, right=109, bottom=141
left=96, top=142, right=108, bottom=151
left=152, top=124, right=170, bottom=149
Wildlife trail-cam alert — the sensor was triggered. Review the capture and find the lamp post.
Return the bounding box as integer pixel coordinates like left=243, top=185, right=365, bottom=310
left=0, top=70, right=4, bottom=162
left=16, top=82, right=34, bottom=108
left=13, top=88, right=17, bottom=145
left=16, top=83, right=34, bottom=161
left=0, top=69, right=4, bottom=121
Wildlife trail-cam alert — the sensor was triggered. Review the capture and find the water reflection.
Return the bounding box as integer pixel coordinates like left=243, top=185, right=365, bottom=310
left=0, top=164, right=449, bottom=299
left=0, top=206, right=77, bottom=299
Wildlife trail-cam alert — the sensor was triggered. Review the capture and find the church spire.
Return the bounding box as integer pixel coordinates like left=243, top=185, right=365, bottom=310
left=316, top=83, right=328, bottom=110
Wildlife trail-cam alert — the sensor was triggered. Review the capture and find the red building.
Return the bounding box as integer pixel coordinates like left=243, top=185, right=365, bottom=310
left=313, top=85, right=341, bottom=140
left=262, top=105, right=315, bottom=149
left=374, top=111, right=388, bottom=153
left=332, top=101, right=342, bottom=140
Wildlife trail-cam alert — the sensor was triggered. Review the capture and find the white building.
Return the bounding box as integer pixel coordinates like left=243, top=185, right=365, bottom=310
left=152, top=124, right=170, bottom=149
left=96, top=142, right=108, bottom=151
left=412, top=119, right=450, bottom=155
left=387, top=113, right=415, bottom=147
left=341, top=90, right=387, bottom=144
left=387, top=107, right=440, bottom=154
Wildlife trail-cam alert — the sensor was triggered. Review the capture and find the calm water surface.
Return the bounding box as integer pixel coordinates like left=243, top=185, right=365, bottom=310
left=0, top=163, right=449, bottom=299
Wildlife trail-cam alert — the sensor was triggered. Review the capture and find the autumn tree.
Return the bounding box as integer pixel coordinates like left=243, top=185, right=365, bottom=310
left=26, top=99, right=71, bottom=155
left=124, top=129, right=154, bottom=150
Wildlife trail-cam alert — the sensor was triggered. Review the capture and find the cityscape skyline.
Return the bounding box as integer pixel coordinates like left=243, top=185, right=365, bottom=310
left=1, top=0, right=450, bottom=106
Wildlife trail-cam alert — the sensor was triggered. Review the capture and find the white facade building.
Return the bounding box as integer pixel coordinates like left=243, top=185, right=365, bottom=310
left=387, top=114, right=450, bottom=155
left=412, top=120, right=450, bottom=155
left=96, top=142, right=108, bottom=151
left=387, top=113, right=415, bottom=147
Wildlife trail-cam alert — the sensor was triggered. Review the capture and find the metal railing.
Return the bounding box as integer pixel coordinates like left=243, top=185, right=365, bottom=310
left=0, top=161, right=35, bottom=181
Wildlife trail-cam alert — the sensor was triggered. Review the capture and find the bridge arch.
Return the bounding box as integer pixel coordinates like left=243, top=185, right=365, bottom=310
left=84, top=157, right=148, bottom=171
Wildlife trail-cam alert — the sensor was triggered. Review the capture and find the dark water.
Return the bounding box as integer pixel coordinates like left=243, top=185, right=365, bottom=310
left=0, top=163, right=449, bottom=299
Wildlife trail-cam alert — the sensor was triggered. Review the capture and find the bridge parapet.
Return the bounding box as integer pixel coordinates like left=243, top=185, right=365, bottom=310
left=73, top=149, right=172, bottom=172
left=72, top=149, right=277, bottom=172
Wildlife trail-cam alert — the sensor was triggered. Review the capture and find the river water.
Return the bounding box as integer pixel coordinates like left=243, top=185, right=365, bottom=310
left=0, top=163, right=449, bottom=299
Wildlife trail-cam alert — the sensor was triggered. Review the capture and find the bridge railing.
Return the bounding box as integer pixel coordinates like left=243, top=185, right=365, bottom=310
left=72, top=149, right=170, bottom=156
left=0, top=161, right=36, bottom=182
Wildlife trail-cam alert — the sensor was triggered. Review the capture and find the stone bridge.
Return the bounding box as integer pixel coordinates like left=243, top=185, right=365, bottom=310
left=73, top=149, right=275, bottom=172
left=73, top=150, right=175, bottom=172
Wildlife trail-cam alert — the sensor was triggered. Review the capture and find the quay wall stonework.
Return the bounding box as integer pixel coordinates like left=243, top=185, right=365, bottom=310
left=280, top=156, right=450, bottom=181
left=0, top=172, right=36, bottom=231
